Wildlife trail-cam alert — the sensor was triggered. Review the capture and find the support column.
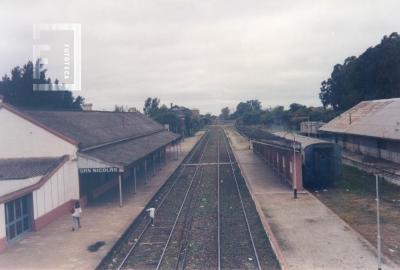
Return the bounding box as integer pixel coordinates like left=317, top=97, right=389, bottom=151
left=144, top=159, right=148, bottom=183
left=133, top=167, right=137, bottom=194
left=118, top=173, right=123, bottom=207
left=153, top=153, right=156, bottom=176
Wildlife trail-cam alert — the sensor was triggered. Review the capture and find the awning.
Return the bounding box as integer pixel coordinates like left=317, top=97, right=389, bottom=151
left=78, top=130, right=180, bottom=172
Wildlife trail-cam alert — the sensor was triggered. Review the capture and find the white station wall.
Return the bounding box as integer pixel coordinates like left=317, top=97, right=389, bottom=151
left=33, top=159, right=79, bottom=219
left=0, top=107, right=77, bottom=158
left=0, top=106, right=80, bottom=221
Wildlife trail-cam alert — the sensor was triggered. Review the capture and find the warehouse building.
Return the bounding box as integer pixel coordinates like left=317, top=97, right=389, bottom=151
left=0, top=100, right=180, bottom=252
left=299, top=121, right=328, bottom=138
left=320, top=98, right=400, bottom=164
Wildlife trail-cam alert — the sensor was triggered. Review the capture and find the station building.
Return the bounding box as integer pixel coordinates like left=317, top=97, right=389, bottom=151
left=320, top=98, right=400, bottom=164
left=0, top=100, right=180, bottom=252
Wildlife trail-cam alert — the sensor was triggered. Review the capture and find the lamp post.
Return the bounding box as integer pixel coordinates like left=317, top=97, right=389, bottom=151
left=376, top=174, right=382, bottom=270
left=293, top=134, right=298, bottom=199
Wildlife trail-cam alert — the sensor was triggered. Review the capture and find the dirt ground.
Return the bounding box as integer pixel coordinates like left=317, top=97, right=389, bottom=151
left=311, top=165, right=400, bottom=265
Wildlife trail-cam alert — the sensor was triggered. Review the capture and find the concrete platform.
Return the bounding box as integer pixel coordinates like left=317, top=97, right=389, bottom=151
left=0, top=132, right=203, bottom=269
left=225, top=127, right=398, bottom=270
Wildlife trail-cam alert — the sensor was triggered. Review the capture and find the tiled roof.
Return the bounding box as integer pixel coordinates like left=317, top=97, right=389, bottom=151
left=22, top=110, right=165, bottom=148
left=82, top=130, right=179, bottom=166
left=320, top=98, right=400, bottom=140
left=0, top=157, right=64, bottom=180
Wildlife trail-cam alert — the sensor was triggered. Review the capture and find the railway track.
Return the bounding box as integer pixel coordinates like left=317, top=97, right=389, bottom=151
left=97, top=131, right=210, bottom=269
left=119, top=133, right=210, bottom=270
left=218, top=129, right=261, bottom=269
left=220, top=129, right=281, bottom=269
left=98, top=127, right=280, bottom=270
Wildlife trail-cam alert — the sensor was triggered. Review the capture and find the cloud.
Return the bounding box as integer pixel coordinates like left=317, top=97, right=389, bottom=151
left=0, top=0, right=399, bottom=114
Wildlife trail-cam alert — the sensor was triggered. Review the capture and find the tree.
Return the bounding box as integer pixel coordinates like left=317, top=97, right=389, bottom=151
left=0, top=59, right=84, bottom=110
left=232, top=99, right=262, bottom=119
left=220, top=107, right=230, bottom=119
left=143, top=98, right=205, bottom=136
left=143, top=97, right=160, bottom=117
left=114, top=105, right=127, bottom=112
left=320, top=32, right=400, bottom=110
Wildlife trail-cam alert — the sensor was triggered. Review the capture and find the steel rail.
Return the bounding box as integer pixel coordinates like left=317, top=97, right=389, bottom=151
left=222, top=129, right=262, bottom=270
left=155, top=131, right=211, bottom=270
left=174, top=167, right=206, bottom=270
left=174, top=130, right=220, bottom=270
left=116, top=131, right=209, bottom=270
left=217, top=130, right=221, bottom=270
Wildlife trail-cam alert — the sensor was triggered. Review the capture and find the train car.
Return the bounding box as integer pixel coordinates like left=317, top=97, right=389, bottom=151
left=274, top=132, right=341, bottom=188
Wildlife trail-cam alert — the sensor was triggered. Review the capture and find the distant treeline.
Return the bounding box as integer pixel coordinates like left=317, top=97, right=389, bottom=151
left=141, top=97, right=214, bottom=136
left=220, top=100, right=338, bottom=130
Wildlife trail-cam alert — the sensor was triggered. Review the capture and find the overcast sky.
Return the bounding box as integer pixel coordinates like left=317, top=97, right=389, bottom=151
left=0, top=1, right=399, bottom=114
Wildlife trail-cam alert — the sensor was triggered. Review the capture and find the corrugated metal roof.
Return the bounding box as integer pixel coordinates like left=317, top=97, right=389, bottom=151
left=83, top=130, right=179, bottom=167
left=0, top=157, right=64, bottom=180
left=22, top=110, right=165, bottom=148
left=320, top=98, right=400, bottom=140
left=273, top=131, right=333, bottom=149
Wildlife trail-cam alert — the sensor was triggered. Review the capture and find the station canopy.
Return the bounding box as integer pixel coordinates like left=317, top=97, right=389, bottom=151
left=22, top=110, right=181, bottom=172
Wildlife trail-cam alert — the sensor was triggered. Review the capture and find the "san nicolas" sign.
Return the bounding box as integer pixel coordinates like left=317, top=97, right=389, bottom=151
left=79, top=167, right=119, bottom=174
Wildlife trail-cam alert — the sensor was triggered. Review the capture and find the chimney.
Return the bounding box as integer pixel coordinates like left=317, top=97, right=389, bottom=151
left=128, top=107, right=137, bottom=113
left=82, top=103, right=93, bottom=111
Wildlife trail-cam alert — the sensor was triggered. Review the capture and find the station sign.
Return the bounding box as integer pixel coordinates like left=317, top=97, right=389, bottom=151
left=79, top=167, right=119, bottom=174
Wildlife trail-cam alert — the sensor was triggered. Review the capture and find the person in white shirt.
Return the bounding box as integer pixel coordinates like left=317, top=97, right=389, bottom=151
left=71, top=201, right=82, bottom=231
left=146, top=207, right=155, bottom=226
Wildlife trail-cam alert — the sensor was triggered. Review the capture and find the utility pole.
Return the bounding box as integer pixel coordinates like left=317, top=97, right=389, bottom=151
left=376, top=174, right=382, bottom=270
left=293, top=134, right=298, bottom=199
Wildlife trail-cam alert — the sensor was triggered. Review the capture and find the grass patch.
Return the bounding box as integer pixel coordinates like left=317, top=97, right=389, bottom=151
left=335, top=165, right=400, bottom=202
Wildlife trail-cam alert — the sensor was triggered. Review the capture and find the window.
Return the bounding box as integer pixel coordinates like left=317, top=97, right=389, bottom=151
left=5, top=194, right=32, bottom=241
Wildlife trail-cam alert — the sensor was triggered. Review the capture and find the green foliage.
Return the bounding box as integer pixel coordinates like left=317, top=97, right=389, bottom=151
left=143, top=97, right=160, bottom=117
left=143, top=97, right=206, bottom=136
left=0, top=59, right=84, bottom=110
left=220, top=107, right=230, bottom=119
left=232, top=99, right=262, bottom=119
left=320, top=32, right=400, bottom=110
left=231, top=99, right=338, bottom=130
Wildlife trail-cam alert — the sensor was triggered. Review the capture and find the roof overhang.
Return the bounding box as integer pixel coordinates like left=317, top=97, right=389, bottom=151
left=0, top=155, right=69, bottom=204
